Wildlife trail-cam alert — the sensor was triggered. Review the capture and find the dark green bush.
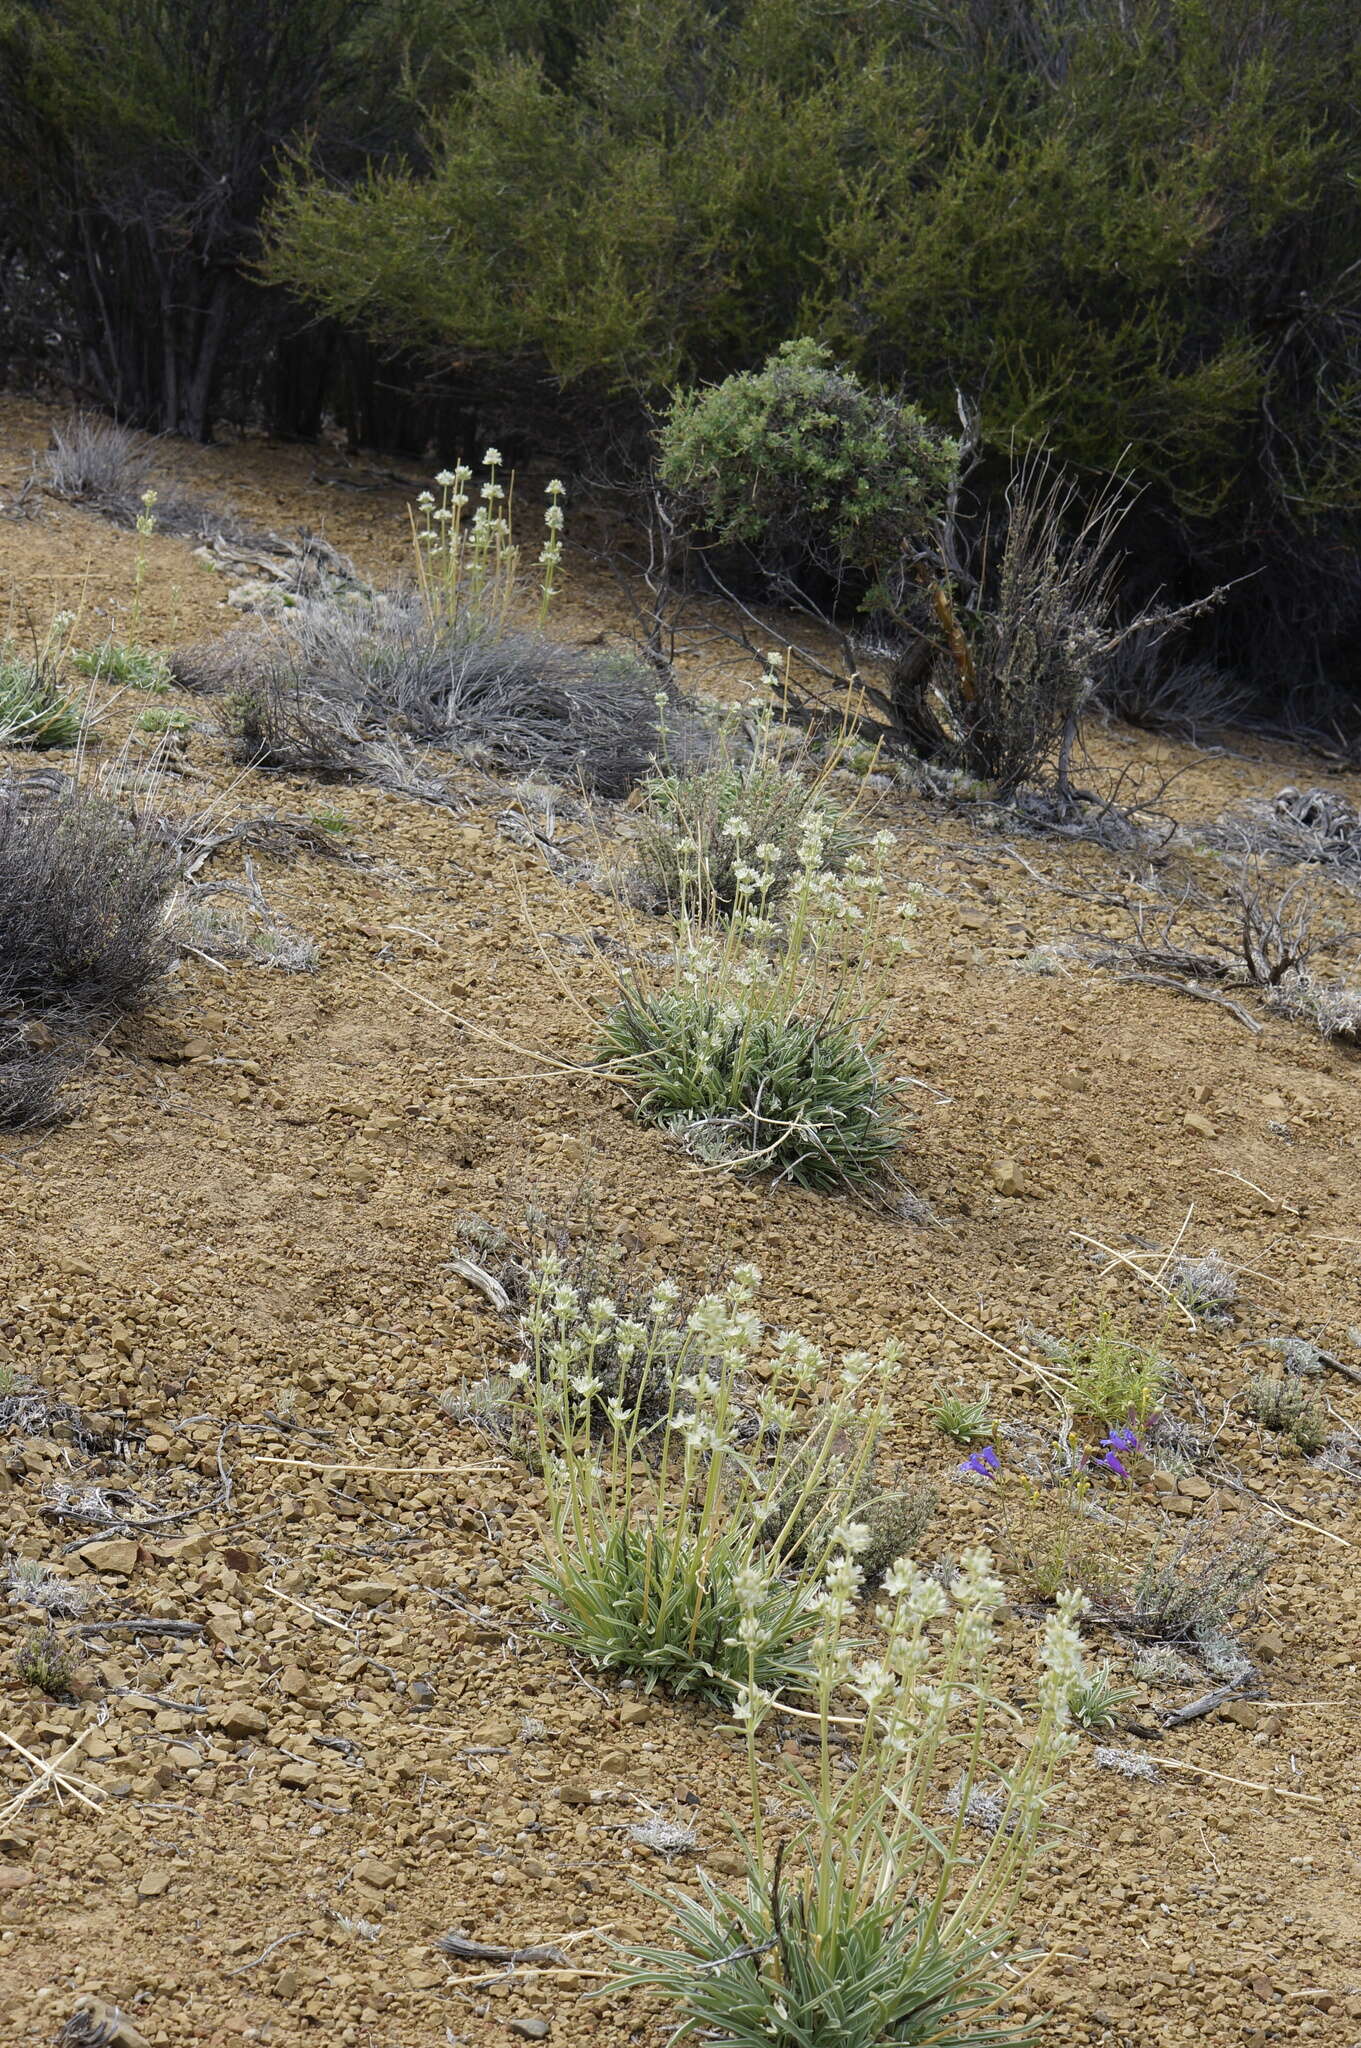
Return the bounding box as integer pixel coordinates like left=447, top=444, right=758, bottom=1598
left=263, top=0, right=1361, bottom=703
left=658, top=339, right=957, bottom=597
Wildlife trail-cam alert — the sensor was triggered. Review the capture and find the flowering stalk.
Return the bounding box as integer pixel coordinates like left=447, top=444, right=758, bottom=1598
left=409, top=452, right=565, bottom=631
left=131, top=488, right=157, bottom=633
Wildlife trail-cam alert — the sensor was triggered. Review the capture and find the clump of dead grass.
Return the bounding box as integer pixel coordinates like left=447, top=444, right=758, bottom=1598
left=39, top=411, right=250, bottom=542
left=219, top=595, right=691, bottom=798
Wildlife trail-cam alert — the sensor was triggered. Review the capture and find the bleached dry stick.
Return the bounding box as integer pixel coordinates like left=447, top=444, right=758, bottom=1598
left=0, top=1723, right=103, bottom=1820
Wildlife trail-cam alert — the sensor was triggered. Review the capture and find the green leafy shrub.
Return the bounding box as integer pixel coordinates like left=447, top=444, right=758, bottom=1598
left=601, top=991, right=900, bottom=1193
left=137, top=705, right=193, bottom=735
left=1068, top=1662, right=1137, bottom=1734
left=1058, top=1317, right=1168, bottom=1430
left=261, top=0, right=1361, bottom=708
left=73, top=641, right=172, bottom=692
left=15, top=1627, right=74, bottom=1697
left=659, top=339, right=957, bottom=595
left=932, top=1388, right=992, bottom=1445
left=854, top=1483, right=938, bottom=1584
left=604, top=794, right=911, bottom=1193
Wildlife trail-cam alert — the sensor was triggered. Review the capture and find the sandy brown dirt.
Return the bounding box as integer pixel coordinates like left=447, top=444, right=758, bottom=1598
left=0, top=397, right=1359, bottom=2048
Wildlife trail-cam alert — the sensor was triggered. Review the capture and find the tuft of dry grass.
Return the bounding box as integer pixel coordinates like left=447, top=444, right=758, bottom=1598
left=218, top=596, right=694, bottom=798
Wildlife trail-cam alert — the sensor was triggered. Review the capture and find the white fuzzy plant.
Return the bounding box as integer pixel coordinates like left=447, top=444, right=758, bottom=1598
left=514, top=1254, right=893, bottom=1703
left=602, top=714, right=921, bottom=1191
left=621, top=1548, right=1088, bottom=2048
left=411, top=455, right=565, bottom=631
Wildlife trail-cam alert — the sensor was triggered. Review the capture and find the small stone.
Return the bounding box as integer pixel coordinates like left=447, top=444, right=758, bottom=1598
left=216, top=1703, right=269, bottom=1740
left=0, top=1862, right=32, bottom=1890
left=556, top=1781, right=598, bottom=1807
left=137, top=1863, right=173, bottom=1899
left=1182, top=1111, right=1217, bottom=1138
left=342, top=1579, right=399, bottom=1608
left=507, top=2019, right=551, bottom=2041
left=618, top=1701, right=651, bottom=1727
left=1253, top=1628, right=1286, bottom=1662
left=78, top=1538, right=138, bottom=1576
left=354, top=1857, right=399, bottom=1889
left=990, top=1158, right=1026, bottom=1197
left=279, top=1761, right=318, bottom=1788
left=702, top=1848, right=746, bottom=1876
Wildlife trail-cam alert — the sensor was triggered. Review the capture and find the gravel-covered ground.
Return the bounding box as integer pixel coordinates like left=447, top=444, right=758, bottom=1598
left=1, top=397, right=1358, bottom=2048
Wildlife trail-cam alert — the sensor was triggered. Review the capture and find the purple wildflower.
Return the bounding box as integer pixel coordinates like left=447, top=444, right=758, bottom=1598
left=1100, top=1450, right=1129, bottom=1478
left=960, top=1446, right=1000, bottom=1479
left=1103, top=1426, right=1140, bottom=1455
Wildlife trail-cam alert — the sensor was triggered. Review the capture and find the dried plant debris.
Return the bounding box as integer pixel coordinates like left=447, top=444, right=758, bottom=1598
left=1202, top=785, right=1361, bottom=876
left=195, top=530, right=371, bottom=614
left=6, top=1555, right=94, bottom=1616
left=1072, top=861, right=1361, bottom=1042
left=1092, top=1746, right=1160, bottom=1781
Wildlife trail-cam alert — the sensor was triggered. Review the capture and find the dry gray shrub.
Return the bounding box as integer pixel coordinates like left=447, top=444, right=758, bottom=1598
left=40, top=411, right=251, bottom=541
left=1118, top=1528, right=1269, bottom=1643
left=1202, top=785, right=1361, bottom=877
left=0, top=778, right=176, bottom=1016
left=0, top=1020, right=68, bottom=1128
left=0, top=774, right=179, bottom=1127
left=6, top=1555, right=93, bottom=1616
left=40, top=412, right=153, bottom=519
left=169, top=629, right=271, bottom=695
left=1095, top=631, right=1247, bottom=737
left=629, top=1811, right=700, bottom=1857
left=1269, top=975, right=1361, bottom=1045
left=1092, top=1746, right=1159, bottom=1781
left=1242, top=1372, right=1327, bottom=1455
left=220, top=595, right=693, bottom=797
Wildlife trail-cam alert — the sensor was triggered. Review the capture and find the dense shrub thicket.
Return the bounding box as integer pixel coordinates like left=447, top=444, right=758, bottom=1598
left=2, top=0, right=1358, bottom=707
left=259, top=0, right=1361, bottom=701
